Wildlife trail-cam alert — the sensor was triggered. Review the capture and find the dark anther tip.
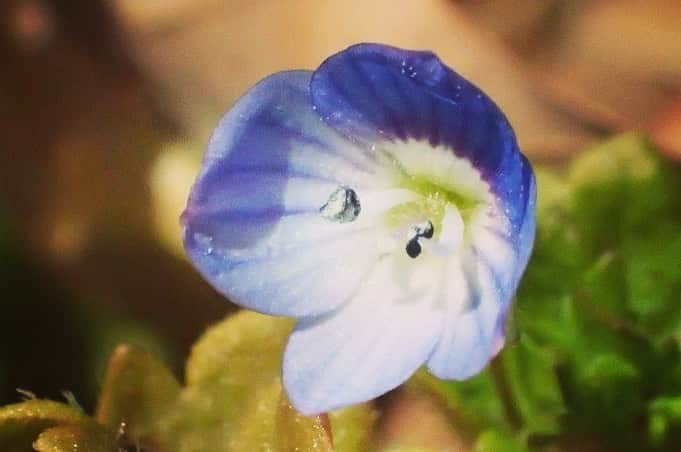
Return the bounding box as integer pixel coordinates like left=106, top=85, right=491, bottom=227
left=406, top=238, right=422, bottom=258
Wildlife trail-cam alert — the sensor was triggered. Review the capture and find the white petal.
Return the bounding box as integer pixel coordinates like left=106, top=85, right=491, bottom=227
left=186, top=187, right=416, bottom=317
left=427, top=249, right=506, bottom=380
left=282, top=254, right=444, bottom=415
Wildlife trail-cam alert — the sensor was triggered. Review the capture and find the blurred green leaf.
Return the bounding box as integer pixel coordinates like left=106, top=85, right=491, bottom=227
left=648, top=395, right=681, bottom=444
left=184, top=310, right=293, bottom=387
left=414, top=369, right=507, bottom=432
left=156, top=310, right=373, bottom=451
left=515, top=169, right=584, bottom=353
left=157, top=311, right=294, bottom=450
left=32, top=424, right=117, bottom=452
left=380, top=447, right=442, bottom=452
left=0, top=400, right=91, bottom=451
left=275, top=391, right=334, bottom=451
left=623, top=223, right=681, bottom=341
left=228, top=378, right=334, bottom=452
left=473, top=429, right=528, bottom=452
left=329, top=405, right=377, bottom=452
left=501, top=336, right=565, bottom=437
left=512, top=133, right=681, bottom=449
left=228, top=379, right=281, bottom=450
left=569, top=133, right=681, bottom=341
left=95, top=344, right=180, bottom=447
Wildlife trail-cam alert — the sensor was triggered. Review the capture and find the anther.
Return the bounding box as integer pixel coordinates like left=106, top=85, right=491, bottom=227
left=405, top=237, right=422, bottom=258
left=413, top=220, right=434, bottom=239
left=405, top=220, right=434, bottom=258
left=320, top=186, right=361, bottom=223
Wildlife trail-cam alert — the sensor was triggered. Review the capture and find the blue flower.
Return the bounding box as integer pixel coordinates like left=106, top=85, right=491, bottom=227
left=182, top=43, right=536, bottom=415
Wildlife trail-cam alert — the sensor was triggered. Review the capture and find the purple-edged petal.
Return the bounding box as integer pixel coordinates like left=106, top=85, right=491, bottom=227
left=311, top=43, right=529, bottom=228
left=182, top=71, right=394, bottom=317
left=282, top=255, right=444, bottom=415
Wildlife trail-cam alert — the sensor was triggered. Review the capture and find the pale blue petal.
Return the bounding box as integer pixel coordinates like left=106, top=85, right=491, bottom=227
left=283, top=256, right=443, bottom=415
left=182, top=71, right=393, bottom=317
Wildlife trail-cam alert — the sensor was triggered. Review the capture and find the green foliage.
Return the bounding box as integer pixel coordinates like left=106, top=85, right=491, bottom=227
left=0, top=313, right=374, bottom=451
left=474, top=430, right=528, bottom=452
left=158, top=311, right=325, bottom=451
left=32, top=425, right=117, bottom=452
left=95, top=344, right=180, bottom=447
left=0, top=399, right=114, bottom=452
left=501, top=336, right=565, bottom=438
left=417, top=133, right=681, bottom=450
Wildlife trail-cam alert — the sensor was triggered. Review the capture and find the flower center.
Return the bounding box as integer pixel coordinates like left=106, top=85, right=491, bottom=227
left=319, top=140, right=491, bottom=260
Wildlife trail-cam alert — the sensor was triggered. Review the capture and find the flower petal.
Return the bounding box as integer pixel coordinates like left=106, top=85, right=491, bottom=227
left=182, top=71, right=395, bottom=317
left=427, top=175, right=536, bottom=379
left=311, top=43, right=521, bottom=187
left=282, top=255, right=444, bottom=415
left=426, top=250, right=505, bottom=380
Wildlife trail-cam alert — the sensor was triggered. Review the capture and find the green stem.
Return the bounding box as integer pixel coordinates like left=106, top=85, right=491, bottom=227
left=490, top=357, right=522, bottom=432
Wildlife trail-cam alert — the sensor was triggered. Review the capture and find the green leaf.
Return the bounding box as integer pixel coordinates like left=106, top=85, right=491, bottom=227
left=473, top=430, right=528, bottom=452
left=33, top=424, right=117, bottom=452
left=568, top=133, right=666, bottom=258
left=274, top=391, right=334, bottom=452
left=515, top=168, right=585, bottom=353
left=413, top=369, right=507, bottom=432
left=648, top=395, right=681, bottom=444
left=185, top=310, right=294, bottom=386
left=0, top=400, right=91, bottom=451
left=95, top=344, right=181, bottom=447
left=155, top=310, right=373, bottom=451
left=329, top=405, right=377, bottom=452
left=501, top=336, right=566, bottom=437
left=623, top=223, right=681, bottom=341
left=513, top=133, right=681, bottom=449
left=157, top=311, right=293, bottom=450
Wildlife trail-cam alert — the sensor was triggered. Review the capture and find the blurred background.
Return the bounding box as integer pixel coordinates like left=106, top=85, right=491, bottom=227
left=0, top=0, right=679, bottom=441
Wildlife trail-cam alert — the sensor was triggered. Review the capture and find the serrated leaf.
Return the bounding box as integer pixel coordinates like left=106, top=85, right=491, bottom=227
left=95, top=344, right=180, bottom=447
left=0, top=400, right=91, bottom=451
left=33, top=424, right=117, bottom=452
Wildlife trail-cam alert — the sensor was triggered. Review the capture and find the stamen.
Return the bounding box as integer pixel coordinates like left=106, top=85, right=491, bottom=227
left=405, top=219, right=434, bottom=258
left=412, top=220, right=434, bottom=239
left=320, top=186, right=361, bottom=223
left=405, top=237, right=422, bottom=258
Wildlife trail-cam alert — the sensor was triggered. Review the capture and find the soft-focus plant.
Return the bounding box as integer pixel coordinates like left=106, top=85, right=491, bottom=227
left=0, top=312, right=374, bottom=451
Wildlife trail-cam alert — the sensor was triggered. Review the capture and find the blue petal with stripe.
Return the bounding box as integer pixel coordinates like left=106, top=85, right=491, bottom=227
left=311, top=43, right=531, bottom=230
left=183, top=70, right=393, bottom=317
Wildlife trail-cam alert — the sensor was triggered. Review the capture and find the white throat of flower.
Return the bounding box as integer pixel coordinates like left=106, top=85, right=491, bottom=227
left=319, top=139, right=493, bottom=262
